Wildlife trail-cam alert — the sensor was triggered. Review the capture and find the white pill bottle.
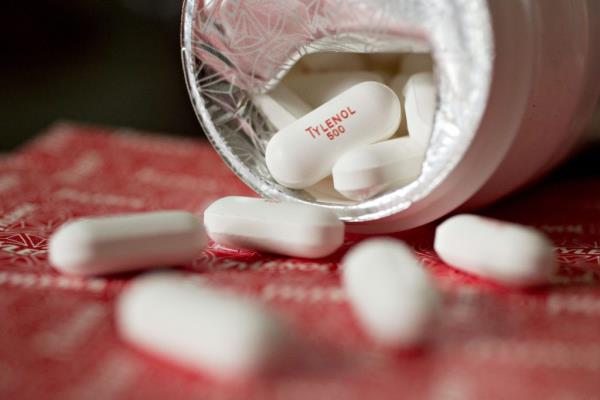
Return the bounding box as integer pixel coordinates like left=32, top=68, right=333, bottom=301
left=181, top=0, right=600, bottom=233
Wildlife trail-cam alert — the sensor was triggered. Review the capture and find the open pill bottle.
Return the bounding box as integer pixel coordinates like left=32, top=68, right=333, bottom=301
left=181, top=0, right=600, bottom=233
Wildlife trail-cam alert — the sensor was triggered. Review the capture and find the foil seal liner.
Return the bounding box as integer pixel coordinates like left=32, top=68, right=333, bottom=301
left=181, top=0, right=599, bottom=230
left=181, top=0, right=493, bottom=223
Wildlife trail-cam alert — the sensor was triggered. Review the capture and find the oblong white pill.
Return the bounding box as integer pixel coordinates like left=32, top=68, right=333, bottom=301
left=116, top=273, right=286, bottom=379
left=404, top=72, right=436, bottom=146
left=49, top=211, right=206, bottom=276
left=285, top=71, right=384, bottom=107
left=204, top=196, right=344, bottom=258
left=253, top=84, right=312, bottom=130
left=266, top=81, right=401, bottom=189
left=342, top=238, right=439, bottom=348
left=332, top=137, right=425, bottom=200
left=434, top=214, right=557, bottom=286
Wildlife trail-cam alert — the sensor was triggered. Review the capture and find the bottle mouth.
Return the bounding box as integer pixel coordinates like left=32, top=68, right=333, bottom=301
left=181, top=0, right=493, bottom=224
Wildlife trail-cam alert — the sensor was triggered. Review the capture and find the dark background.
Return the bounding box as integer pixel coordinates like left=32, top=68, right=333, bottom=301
left=1, top=1, right=202, bottom=152
left=2, top=2, right=599, bottom=156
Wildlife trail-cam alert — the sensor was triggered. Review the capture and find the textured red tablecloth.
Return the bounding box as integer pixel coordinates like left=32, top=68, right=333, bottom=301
left=1, top=123, right=599, bottom=399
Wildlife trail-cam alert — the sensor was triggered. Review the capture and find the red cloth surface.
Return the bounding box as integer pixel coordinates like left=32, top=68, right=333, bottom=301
left=1, top=122, right=599, bottom=399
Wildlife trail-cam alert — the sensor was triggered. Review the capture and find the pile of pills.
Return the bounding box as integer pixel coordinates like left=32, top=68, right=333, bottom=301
left=45, top=53, right=558, bottom=381
left=258, top=53, right=437, bottom=201
left=48, top=197, right=557, bottom=379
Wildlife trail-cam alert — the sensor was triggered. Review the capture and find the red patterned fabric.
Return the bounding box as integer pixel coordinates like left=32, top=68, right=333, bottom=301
left=1, top=122, right=599, bottom=399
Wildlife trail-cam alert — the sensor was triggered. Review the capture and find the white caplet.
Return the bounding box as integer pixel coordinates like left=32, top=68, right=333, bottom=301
left=332, top=137, right=425, bottom=201
left=403, top=72, right=436, bottom=146
left=253, top=84, right=312, bottom=130
left=204, top=196, right=344, bottom=258
left=342, top=238, right=440, bottom=348
left=434, top=214, right=557, bottom=286
left=285, top=71, right=384, bottom=107
left=116, top=273, right=287, bottom=379
left=49, top=211, right=206, bottom=276
left=266, top=81, right=401, bottom=189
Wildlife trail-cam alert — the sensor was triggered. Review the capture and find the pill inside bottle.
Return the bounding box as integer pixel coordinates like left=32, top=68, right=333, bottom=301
left=266, top=80, right=401, bottom=189
left=258, top=51, right=437, bottom=203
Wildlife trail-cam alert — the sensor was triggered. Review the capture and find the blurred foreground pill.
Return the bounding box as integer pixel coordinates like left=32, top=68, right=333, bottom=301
left=116, top=273, right=287, bottom=379
left=332, top=137, right=425, bottom=200
left=49, top=211, right=206, bottom=276
left=204, top=196, right=344, bottom=258
left=285, top=71, right=384, bottom=107
left=403, top=72, right=436, bottom=146
left=266, top=81, right=401, bottom=189
left=342, top=238, right=440, bottom=348
left=434, top=214, right=557, bottom=286
left=253, top=84, right=312, bottom=130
